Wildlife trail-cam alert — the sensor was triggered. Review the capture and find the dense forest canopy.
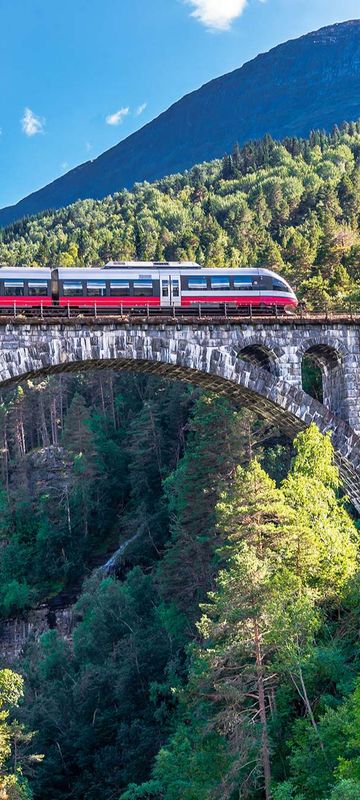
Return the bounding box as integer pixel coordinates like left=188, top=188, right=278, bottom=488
left=0, top=124, right=360, bottom=800
left=0, top=368, right=358, bottom=799
left=2, top=124, right=360, bottom=307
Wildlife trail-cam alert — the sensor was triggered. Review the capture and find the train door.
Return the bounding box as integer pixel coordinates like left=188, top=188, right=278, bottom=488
left=160, top=274, right=181, bottom=307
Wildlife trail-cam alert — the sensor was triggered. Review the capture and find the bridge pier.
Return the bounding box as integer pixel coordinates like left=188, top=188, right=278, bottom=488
left=293, top=326, right=360, bottom=435
left=231, top=323, right=360, bottom=435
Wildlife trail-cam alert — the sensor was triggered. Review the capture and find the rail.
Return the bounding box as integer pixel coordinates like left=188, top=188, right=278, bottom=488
left=0, top=302, right=359, bottom=324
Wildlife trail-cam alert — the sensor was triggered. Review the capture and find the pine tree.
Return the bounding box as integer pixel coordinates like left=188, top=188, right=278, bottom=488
left=158, top=396, right=249, bottom=619
left=0, top=669, right=40, bottom=799
left=282, top=424, right=358, bottom=599
left=154, top=462, right=296, bottom=800
left=62, top=392, right=93, bottom=455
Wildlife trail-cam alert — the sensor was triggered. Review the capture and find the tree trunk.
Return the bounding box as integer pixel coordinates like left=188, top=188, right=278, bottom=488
left=254, top=618, right=272, bottom=800
left=2, top=413, right=9, bottom=493
left=108, top=373, right=117, bottom=428
left=59, top=375, right=64, bottom=431
left=99, top=375, right=106, bottom=416
left=50, top=396, right=59, bottom=446
left=296, top=666, right=326, bottom=756
left=38, top=392, right=50, bottom=448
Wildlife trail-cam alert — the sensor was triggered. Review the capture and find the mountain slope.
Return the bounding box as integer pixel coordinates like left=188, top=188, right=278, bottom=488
left=2, top=19, right=360, bottom=227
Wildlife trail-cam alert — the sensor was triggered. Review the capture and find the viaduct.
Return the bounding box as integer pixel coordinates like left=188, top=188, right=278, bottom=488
left=0, top=313, right=359, bottom=509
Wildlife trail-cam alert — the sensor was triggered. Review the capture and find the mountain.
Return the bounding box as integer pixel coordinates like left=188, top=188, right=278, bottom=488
left=2, top=19, right=360, bottom=227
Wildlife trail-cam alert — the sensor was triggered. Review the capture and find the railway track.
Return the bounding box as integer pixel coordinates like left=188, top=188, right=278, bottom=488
left=0, top=303, right=358, bottom=323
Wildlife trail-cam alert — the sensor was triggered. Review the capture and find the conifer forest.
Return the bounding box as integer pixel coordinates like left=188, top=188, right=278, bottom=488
left=2, top=124, right=360, bottom=309
left=0, top=127, right=359, bottom=800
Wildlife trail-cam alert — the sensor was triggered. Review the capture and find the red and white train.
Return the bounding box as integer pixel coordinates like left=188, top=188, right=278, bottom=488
left=0, top=262, right=298, bottom=311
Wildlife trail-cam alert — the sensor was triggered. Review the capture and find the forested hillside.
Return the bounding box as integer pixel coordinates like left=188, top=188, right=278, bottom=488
left=2, top=125, right=360, bottom=307
left=0, top=367, right=358, bottom=799
left=2, top=20, right=360, bottom=227
left=0, top=124, right=359, bottom=800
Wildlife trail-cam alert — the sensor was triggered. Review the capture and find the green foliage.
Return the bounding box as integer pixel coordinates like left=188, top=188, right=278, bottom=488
left=2, top=126, right=360, bottom=306
left=158, top=395, right=250, bottom=621
left=282, top=425, right=358, bottom=597
left=301, top=356, right=323, bottom=402
left=0, top=370, right=359, bottom=800
left=0, top=582, right=33, bottom=617
left=151, top=725, right=230, bottom=800
left=272, top=784, right=304, bottom=800
left=329, top=780, right=360, bottom=799
left=129, top=427, right=359, bottom=800
left=0, top=373, right=192, bottom=616
left=0, top=670, right=24, bottom=713
left=120, top=781, right=163, bottom=799
left=0, top=669, right=39, bottom=800
left=3, top=378, right=280, bottom=800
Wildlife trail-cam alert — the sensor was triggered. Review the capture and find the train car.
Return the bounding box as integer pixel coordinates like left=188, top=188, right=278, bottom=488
left=54, top=264, right=164, bottom=308
left=54, top=262, right=297, bottom=310
left=0, top=268, right=52, bottom=307
left=0, top=263, right=297, bottom=312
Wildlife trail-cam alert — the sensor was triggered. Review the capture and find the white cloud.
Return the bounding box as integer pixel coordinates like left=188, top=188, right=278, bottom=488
left=85, top=141, right=92, bottom=152
left=105, top=107, right=129, bottom=126
left=185, top=0, right=248, bottom=30
left=135, top=103, right=147, bottom=116
left=61, top=161, right=70, bottom=171
left=21, top=107, right=45, bottom=136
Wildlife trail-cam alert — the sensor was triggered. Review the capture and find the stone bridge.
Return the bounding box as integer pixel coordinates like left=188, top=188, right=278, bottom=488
left=0, top=316, right=359, bottom=509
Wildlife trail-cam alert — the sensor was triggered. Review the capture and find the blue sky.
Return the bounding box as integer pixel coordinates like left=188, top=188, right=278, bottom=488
left=1, top=0, right=360, bottom=209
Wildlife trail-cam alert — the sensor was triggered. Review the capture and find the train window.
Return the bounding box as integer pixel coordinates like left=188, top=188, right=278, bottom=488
left=28, top=281, right=48, bottom=296
left=172, top=279, right=180, bottom=298
left=110, top=280, right=130, bottom=296
left=272, top=278, right=291, bottom=294
left=233, top=275, right=254, bottom=289
left=4, top=280, right=25, bottom=296
left=211, top=276, right=230, bottom=289
left=188, top=276, right=207, bottom=290
left=162, top=280, right=169, bottom=298
left=134, top=279, right=153, bottom=297
left=63, top=281, right=83, bottom=296
left=87, top=280, right=107, bottom=297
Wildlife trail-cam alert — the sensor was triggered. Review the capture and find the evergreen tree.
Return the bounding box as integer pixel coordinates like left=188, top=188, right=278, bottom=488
left=158, top=396, right=248, bottom=620
left=0, top=669, right=40, bottom=800
left=282, top=424, right=358, bottom=598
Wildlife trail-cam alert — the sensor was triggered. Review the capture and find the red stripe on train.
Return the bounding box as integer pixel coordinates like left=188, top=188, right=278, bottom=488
left=59, top=297, right=161, bottom=307
left=58, top=295, right=297, bottom=308
left=181, top=295, right=297, bottom=307
left=0, top=297, right=53, bottom=307
left=0, top=295, right=297, bottom=309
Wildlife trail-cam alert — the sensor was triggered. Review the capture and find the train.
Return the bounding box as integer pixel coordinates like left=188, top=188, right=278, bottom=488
left=0, top=262, right=298, bottom=311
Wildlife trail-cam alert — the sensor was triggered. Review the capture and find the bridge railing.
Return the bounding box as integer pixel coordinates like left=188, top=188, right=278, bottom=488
left=0, top=302, right=359, bottom=322
left=295, top=301, right=360, bottom=321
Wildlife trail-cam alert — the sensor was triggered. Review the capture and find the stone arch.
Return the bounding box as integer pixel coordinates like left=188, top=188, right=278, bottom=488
left=300, top=338, right=348, bottom=418
left=0, top=323, right=358, bottom=509
left=237, top=343, right=280, bottom=376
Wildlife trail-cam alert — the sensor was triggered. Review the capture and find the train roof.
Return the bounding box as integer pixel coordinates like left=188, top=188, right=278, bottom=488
left=56, top=267, right=265, bottom=280
left=55, top=266, right=289, bottom=280
left=0, top=267, right=51, bottom=278
left=0, top=265, right=293, bottom=291
left=103, top=261, right=202, bottom=269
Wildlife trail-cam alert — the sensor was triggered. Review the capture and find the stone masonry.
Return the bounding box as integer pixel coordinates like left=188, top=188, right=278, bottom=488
left=0, top=317, right=359, bottom=508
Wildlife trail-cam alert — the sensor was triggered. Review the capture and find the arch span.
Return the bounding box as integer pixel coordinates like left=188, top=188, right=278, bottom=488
left=301, top=343, right=346, bottom=418
left=0, top=321, right=359, bottom=510
left=237, top=344, right=280, bottom=375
